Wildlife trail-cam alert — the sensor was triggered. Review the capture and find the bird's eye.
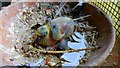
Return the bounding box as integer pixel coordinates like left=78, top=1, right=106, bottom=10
left=53, top=25, right=56, bottom=28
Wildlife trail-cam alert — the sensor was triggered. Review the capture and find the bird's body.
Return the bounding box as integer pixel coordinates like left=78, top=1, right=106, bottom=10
left=50, top=17, right=74, bottom=40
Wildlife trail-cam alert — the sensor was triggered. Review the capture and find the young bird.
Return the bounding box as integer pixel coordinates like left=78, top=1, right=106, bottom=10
left=36, top=17, right=74, bottom=46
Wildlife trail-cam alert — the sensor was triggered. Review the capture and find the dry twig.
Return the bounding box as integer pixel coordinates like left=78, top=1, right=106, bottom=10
left=25, top=47, right=100, bottom=54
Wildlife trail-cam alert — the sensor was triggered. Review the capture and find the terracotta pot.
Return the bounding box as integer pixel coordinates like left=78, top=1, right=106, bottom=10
left=0, top=2, right=115, bottom=66
left=0, top=2, right=36, bottom=66
left=82, top=3, right=115, bottom=66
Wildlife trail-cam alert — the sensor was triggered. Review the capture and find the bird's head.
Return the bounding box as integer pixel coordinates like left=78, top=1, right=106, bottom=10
left=37, top=25, right=50, bottom=37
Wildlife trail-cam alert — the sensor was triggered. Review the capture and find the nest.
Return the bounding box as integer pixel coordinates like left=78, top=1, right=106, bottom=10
left=13, top=2, right=100, bottom=66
